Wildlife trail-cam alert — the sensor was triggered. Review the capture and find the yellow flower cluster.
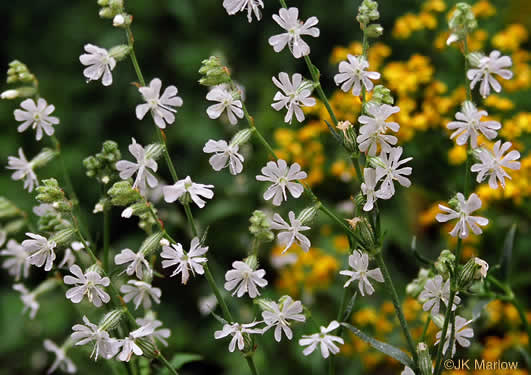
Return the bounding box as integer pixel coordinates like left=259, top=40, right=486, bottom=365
left=493, top=24, right=528, bottom=52
left=392, top=0, right=445, bottom=39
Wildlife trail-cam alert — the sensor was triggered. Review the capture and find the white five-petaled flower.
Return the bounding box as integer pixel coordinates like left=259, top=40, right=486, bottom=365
left=1, top=239, right=31, bottom=281
left=299, top=320, right=344, bottom=358
left=23, top=232, right=56, bottom=272
left=13, top=283, right=39, bottom=319
left=117, top=324, right=155, bottom=362
left=436, top=193, right=488, bottom=239
left=224, top=260, right=268, bottom=298
left=467, top=50, right=513, bottom=98
left=116, top=138, right=158, bottom=195
left=339, top=250, right=384, bottom=296
left=43, top=339, right=77, bottom=374
left=269, top=7, right=320, bottom=59
left=71, top=316, right=121, bottom=360
left=419, top=275, right=461, bottom=315
left=163, top=176, right=214, bottom=208
left=447, top=102, right=501, bottom=148
left=223, top=0, right=264, bottom=23
left=161, top=237, right=208, bottom=284
left=64, top=264, right=110, bottom=307
left=262, top=296, right=306, bottom=342
left=79, top=44, right=116, bottom=86
left=271, top=72, right=316, bottom=124
left=203, top=139, right=244, bottom=175
left=120, top=280, right=161, bottom=310
left=471, top=140, right=521, bottom=189
left=206, top=86, right=244, bottom=125
left=14, top=98, right=59, bottom=141
left=357, top=103, right=400, bottom=156
left=435, top=315, right=474, bottom=357
left=256, top=159, right=307, bottom=206
left=360, top=168, right=388, bottom=212
left=375, top=146, right=413, bottom=198
left=271, top=211, right=311, bottom=252
left=214, top=321, right=263, bottom=352
left=7, top=148, right=38, bottom=192
left=198, top=294, right=218, bottom=316
left=114, top=248, right=151, bottom=280
left=334, top=55, right=380, bottom=96
left=136, top=78, right=183, bottom=129
left=136, top=316, right=171, bottom=346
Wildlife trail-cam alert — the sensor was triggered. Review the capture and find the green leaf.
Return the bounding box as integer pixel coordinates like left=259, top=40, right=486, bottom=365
left=342, top=292, right=358, bottom=322
left=341, top=323, right=414, bottom=368
left=158, top=353, right=202, bottom=375
left=499, top=224, right=517, bottom=282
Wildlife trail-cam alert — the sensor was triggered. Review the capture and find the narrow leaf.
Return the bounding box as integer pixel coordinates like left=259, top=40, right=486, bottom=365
left=341, top=323, right=414, bottom=368
left=158, top=353, right=202, bottom=374
left=499, top=224, right=517, bottom=282
left=342, top=292, right=358, bottom=322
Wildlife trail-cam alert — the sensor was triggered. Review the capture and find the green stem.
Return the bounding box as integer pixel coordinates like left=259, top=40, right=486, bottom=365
left=329, top=287, right=350, bottom=375
left=204, top=264, right=234, bottom=322
left=157, top=129, right=179, bottom=183
left=125, top=26, right=145, bottom=86
left=463, top=36, right=471, bottom=101
left=159, top=352, right=179, bottom=375
left=374, top=251, right=417, bottom=362
left=245, top=356, right=259, bottom=375
left=183, top=203, right=199, bottom=237
left=420, top=314, right=431, bottom=343
left=103, top=206, right=111, bottom=272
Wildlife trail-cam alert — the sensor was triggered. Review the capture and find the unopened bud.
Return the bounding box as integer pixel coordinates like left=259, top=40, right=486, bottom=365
left=244, top=255, right=258, bottom=270
left=434, top=250, right=455, bottom=278
left=109, top=45, right=131, bottom=61
left=136, top=338, right=159, bottom=359
left=447, top=3, right=477, bottom=45
left=198, top=56, right=231, bottom=86
left=467, top=52, right=484, bottom=68
left=139, top=232, right=164, bottom=257
left=160, top=238, right=170, bottom=247
left=230, top=129, right=253, bottom=146
left=366, top=24, right=384, bottom=38
left=458, top=257, right=488, bottom=289
left=298, top=205, right=319, bottom=225
left=249, top=210, right=274, bottom=242
left=113, top=14, right=125, bottom=26
left=417, top=342, right=433, bottom=375
left=370, top=85, right=394, bottom=105
left=99, top=309, right=124, bottom=331
left=35, top=179, right=73, bottom=213
left=31, top=148, right=58, bottom=168
left=1, top=89, right=19, bottom=99
left=108, top=181, right=142, bottom=206
left=50, top=227, right=76, bottom=247
left=406, top=268, right=431, bottom=298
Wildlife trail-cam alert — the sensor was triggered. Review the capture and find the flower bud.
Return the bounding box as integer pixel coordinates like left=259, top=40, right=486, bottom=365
left=351, top=217, right=376, bottom=251
left=97, top=0, right=109, bottom=6
left=249, top=210, right=274, bottom=242
left=458, top=257, right=488, bottom=289
left=467, top=52, right=484, bottom=68
left=108, top=181, right=142, bottom=206
left=98, top=7, right=114, bottom=18
left=84, top=141, right=121, bottom=184
left=297, top=205, right=319, bottom=225
left=366, top=24, right=384, bottom=38
left=109, top=45, right=131, bottom=61
left=160, top=238, right=170, bottom=247
left=144, top=143, right=165, bottom=161
left=417, top=342, right=433, bottom=375
left=1, top=89, right=19, bottom=99
left=7, top=60, right=36, bottom=85
left=337, top=121, right=357, bottom=152
left=357, top=0, right=380, bottom=25
left=50, top=227, right=76, bottom=247
left=370, top=85, right=394, bottom=105
left=230, top=129, right=253, bottom=147
left=99, top=309, right=124, bottom=331
left=198, top=56, right=231, bottom=86
left=434, top=250, right=455, bottom=278
left=122, top=201, right=150, bottom=219
left=406, top=268, right=431, bottom=298
left=35, top=179, right=73, bottom=213
left=447, top=3, right=477, bottom=45
left=136, top=338, right=159, bottom=360
left=113, top=14, right=125, bottom=27
left=31, top=148, right=58, bottom=169
left=139, top=232, right=164, bottom=257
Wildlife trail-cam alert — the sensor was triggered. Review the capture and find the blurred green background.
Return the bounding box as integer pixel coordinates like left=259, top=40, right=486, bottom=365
left=1, top=0, right=530, bottom=374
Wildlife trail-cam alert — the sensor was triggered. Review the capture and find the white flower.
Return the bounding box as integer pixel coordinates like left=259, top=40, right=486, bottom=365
left=436, top=193, right=488, bottom=239
left=7, top=148, right=38, bottom=192
left=375, top=146, right=413, bottom=198
left=447, top=102, right=501, bottom=147
left=471, top=140, right=521, bottom=189
left=203, top=139, right=244, bottom=175
left=271, top=72, right=316, bottom=124
left=116, top=138, right=158, bottom=195
left=79, top=44, right=116, bottom=86
left=357, top=103, right=400, bottom=156
left=419, top=275, right=461, bottom=315
left=271, top=211, right=311, bottom=252
left=334, top=55, right=380, bottom=96
left=198, top=294, right=218, bottom=316
left=13, top=284, right=39, bottom=319
left=136, top=316, right=171, bottom=346
left=256, top=159, right=307, bottom=206
left=120, top=280, right=161, bottom=310
left=401, top=366, right=416, bottom=375
left=224, top=260, right=268, bottom=298
left=271, top=251, right=298, bottom=269
left=58, top=242, right=85, bottom=269
left=163, top=176, right=214, bottom=208
left=136, top=78, right=183, bottom=129
left=435, top=315, right=474, bottom=357
left=23, top=232, right=56, bottom=272
left=161, top=237, right=208, bottom=284
left=360, top=168, right=387, bottom=211
left=43, top=339, right=77, bottom=374
left=268, top=7, right=320, bottom=59
left=14, top=98, right=59, bottom=141
left=223, top=0, right=264, bottom=23
left=1, top=239, right=31, bottom=281
left=214, top=321, right=263, bottom=352
left=262, top=296, right=305, bottom=342
left=299, top=320, right=344, bottom=358
left=206, top=86, right=244, bottom=125
left=117, top=324, right=155, bottom=362
left=64, top=264, right=110, bottom=307
left=114, top=248, right=151, bottom=280
left=467, top=50, right=513, bottom=98
left=71, top=316, right=120, bottom=360
left=339, top=250, right=384, bottom=296
left=475, top=257, right=489, bottom=279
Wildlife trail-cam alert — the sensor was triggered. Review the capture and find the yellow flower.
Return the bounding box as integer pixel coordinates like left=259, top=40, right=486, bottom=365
left=471, top=0, right=496, bottom=18
left=484, top=95, right=515, bottom=111
left=422, top=0, right=446, bottom=12
left=492, top=24, right=528, bottom=51
left=333, top=235, right=350, bottom=253
left=448, top=145, right=467, bottom=165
